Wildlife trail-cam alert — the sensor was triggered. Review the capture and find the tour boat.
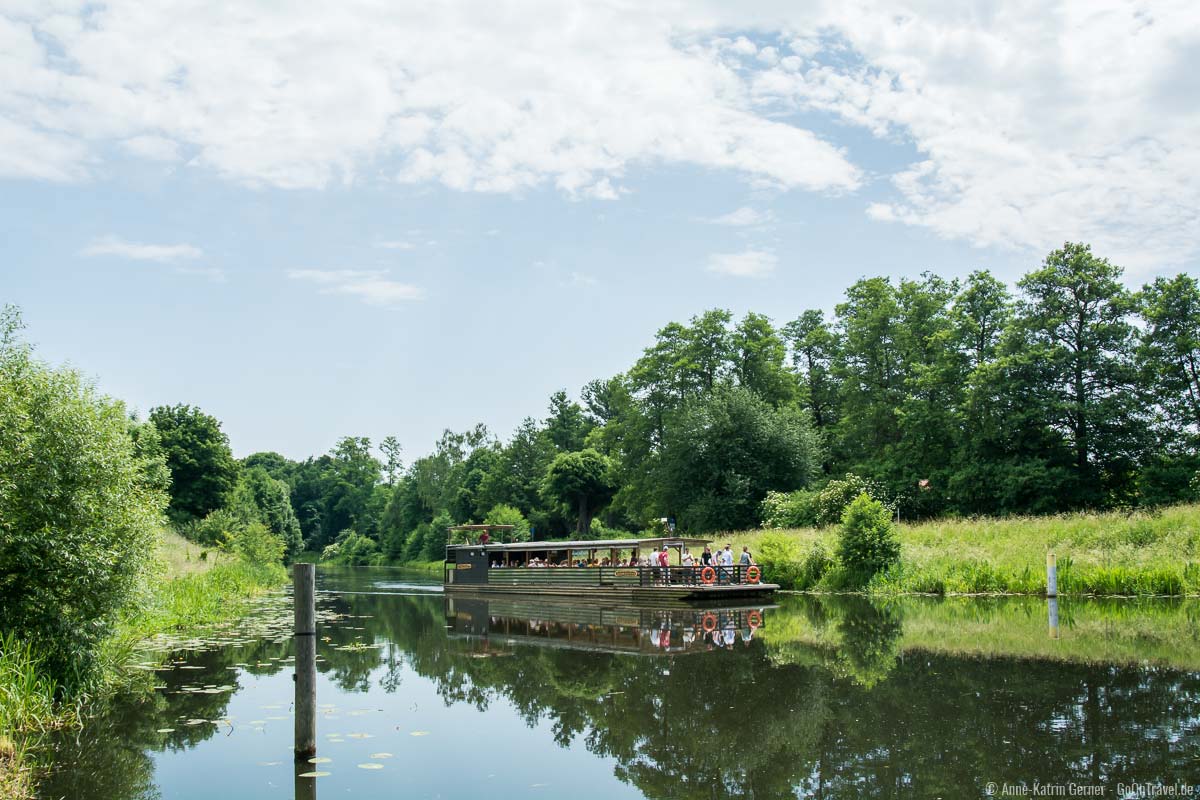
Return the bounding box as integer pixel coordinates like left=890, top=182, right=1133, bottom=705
left=442, top=527, right=777, bottom=604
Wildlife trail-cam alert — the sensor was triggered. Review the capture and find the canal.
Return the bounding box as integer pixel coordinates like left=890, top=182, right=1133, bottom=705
left=40, top=568, right=1200, bottom=798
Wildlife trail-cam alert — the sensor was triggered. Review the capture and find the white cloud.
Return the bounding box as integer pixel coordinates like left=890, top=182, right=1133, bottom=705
left=0, top=2, right=859, bottom=197
left=81, top=235, right=202, bottom=262
left=739, top=1, right=1200, bottom=271
left=120, top=135, right=180, bottom=162
left=706, top=249, right=777, bottom=278
left=288, top=269, right=423, bottom=306
left=4, top=2, right=1200, bottom=270
left=374, top=240, right=415, bottom=250
left=708, top=206, right=776, bottom=227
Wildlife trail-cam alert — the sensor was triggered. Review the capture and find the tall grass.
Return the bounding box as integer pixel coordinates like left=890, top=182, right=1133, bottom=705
left=0, top=632, right=77, bottom=800
left=0, top=529, right=286, bottom=798
left=0, top=633, right=68, bottom=735
left=739, top=502, right=1200, bottom=595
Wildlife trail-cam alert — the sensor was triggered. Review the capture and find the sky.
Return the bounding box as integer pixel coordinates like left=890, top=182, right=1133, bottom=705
left=2, top=0, right=1198, bottom=461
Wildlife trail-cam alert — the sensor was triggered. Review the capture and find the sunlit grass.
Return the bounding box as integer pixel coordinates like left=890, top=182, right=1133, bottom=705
left=0, top=632, right=77, bottom=800
left=1, top=527, right=286, bottom=797
left=734, top=503, right=1200, bottom=595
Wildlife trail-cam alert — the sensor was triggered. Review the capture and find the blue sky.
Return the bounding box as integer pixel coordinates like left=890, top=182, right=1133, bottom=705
left=3, top=2, right=1196, bottom=460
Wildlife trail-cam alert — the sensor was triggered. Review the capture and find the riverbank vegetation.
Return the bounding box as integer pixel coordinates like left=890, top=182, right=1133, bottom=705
left=205, top=243, right=1198, bottom=580
left=0, top=308, right=286, bottom=798
left=745, top=502, right=1200, bottom=595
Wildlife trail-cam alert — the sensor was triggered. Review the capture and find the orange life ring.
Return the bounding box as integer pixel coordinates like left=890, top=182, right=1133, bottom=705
left=700, top=566, right=716, bottom=585
left=746, top=565, right=761, bottom=584
left=747, top=610, right=762, bottom=629
left=701, top=613, right=718, bottom=633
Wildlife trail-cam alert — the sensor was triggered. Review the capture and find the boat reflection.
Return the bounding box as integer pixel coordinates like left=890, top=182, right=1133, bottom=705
left=444, top=596, right=773, bottom=655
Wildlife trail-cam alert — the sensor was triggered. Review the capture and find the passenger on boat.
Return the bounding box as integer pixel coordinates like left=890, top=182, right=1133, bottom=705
left=700, top=546, right=713, bottom=568
left=720, top=544, right=734, bottom=583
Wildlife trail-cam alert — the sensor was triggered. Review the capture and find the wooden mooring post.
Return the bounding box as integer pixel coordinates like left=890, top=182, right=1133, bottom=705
left=294, top=563, right=317, bottom=760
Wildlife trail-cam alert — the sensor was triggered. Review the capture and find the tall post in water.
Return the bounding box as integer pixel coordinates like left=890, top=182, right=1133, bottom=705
left=294, top=563, right=317, bottom=760
left=1046, top=552, right=1058, bottom=598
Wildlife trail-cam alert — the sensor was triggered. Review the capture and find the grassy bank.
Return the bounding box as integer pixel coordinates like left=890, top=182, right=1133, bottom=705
left=0, top=529, right=285, bottom=799
left=122, top=530, right=286, bottom=634
left=738, top=503, right=1200, bottom=595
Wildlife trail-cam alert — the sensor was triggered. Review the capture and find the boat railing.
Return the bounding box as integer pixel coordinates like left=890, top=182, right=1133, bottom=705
left=487, top=564, right=765, bottom=586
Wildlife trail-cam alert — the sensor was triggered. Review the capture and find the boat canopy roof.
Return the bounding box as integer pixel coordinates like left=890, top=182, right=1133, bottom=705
left=446, top=536, right=710, bottom=553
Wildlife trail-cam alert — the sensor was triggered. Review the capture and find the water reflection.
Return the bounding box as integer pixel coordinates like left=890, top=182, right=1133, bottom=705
left=445, top=596, right=770, bottom=655
left=38, top=570, right=1200, bottom=799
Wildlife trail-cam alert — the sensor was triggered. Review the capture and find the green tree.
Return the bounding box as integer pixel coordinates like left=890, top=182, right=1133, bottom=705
left=0, top=307, right=167, bottom=685
left=380, top=435, right=404, bottom=484
left=1015, top=243, right=1146, bottom=505
left=952, top=270, right=1012, bottom=370
left=307, top=436, right=383, bottom=551
left=230, top=466, right=302, bottom=559
left=478, top=417, right=555, bottom=523
left=833, top=277, right=905, bottom=473
left=732, top=312, right=795, bottom=406
left=419, top=511, right=454, bottom=561
left=482, top=504, right=532, bottom=542
left=545, top=390, right=592, bottom=452
left=658, top=386, right=822, bottom=532
left=1140, top=274, right=1200, bottom=445
left=149, top=404, right=239, bottom=521
left=783, top=309, right=840, bottom=437
left=888, top=273, right=962, bottom=516
left=542, top=449, right=616, bottom=535
left=241, top=450, right=294, bottom=482
left=1136, top=274, right=1200, bottom=504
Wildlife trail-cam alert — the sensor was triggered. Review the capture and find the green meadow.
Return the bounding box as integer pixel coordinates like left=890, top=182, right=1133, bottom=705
left=736, top=503, right=1200, bottom=595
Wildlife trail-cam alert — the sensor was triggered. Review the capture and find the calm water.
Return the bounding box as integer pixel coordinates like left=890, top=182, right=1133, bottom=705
left=40, top=568, right=1200, bottom=799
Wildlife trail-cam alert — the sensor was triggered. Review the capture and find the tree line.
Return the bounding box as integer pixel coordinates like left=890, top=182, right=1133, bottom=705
left=132, top=242, right=1200, bottom=564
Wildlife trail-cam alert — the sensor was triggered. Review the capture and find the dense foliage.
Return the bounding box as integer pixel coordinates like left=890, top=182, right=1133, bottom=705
left=0, top=308, right=167, bottom=686
left=837, top=494, right=900, bottom=582
left=140, top=241, right=1195, bottom=565
left=149, top=404, right=238, bottom=521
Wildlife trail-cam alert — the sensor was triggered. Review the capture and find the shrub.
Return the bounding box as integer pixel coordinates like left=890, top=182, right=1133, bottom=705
left=178, top=508, right=241, bottom=547
left=226, top=521, right=286, bottom=566
left=0, top=307, right=166, bottom=687
left=837, top=493, right=900, bottom=583
left=815, top=474, right=889, bottom=527
left=419, top=512, right=453, bottom=562
left=588, top=518, right=628, bottom=540
left=321, top=530, right=379, bottom=566
left=760, top=489, right=819, bottom=528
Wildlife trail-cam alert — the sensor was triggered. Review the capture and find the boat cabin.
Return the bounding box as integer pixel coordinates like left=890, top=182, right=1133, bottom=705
left=443, top=531, right=776, bottom=603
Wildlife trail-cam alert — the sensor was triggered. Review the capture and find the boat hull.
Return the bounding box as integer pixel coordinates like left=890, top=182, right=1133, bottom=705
left=445, top=581, right=778, bottom=605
